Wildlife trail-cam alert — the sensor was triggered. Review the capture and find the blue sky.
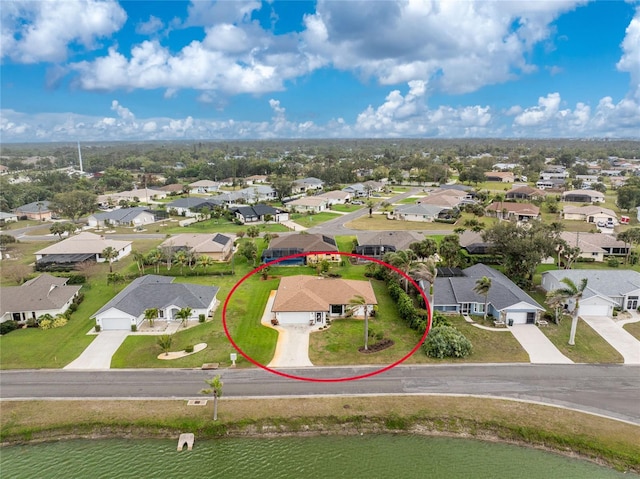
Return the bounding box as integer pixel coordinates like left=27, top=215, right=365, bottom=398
left=1, top=0, right=639, bottom=141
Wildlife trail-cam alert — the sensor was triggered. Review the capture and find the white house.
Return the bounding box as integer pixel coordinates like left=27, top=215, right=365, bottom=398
left=0, top=212, right=18, bottom=223
left=97, top=188, right=167, bottom=206
left=292, top=177, right=324, bottom=194
left=562, top=205, right=617, bottom=225
left=87, top=207, right=155, bottom=228
left=92, top=275, right=219, bottom=330
left=271, top=275, right=377, bottom=326
left=287, top=196, right=328, bottom=213
left=390, top=203, right=447, bottom=222
left=316, top=190, right=352, bottom=205
left=0, top=274, right=81, bottom=323
left=189, top=180, right=220, bottom=194
left=35, top=232, right=131, bottom=269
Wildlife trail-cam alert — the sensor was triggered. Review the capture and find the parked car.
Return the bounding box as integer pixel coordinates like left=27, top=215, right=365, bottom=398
left=597, top=220, right=606, bottom=227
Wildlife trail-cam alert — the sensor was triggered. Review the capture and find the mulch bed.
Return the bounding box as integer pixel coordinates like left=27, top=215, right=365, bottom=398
left=359, top=338, right=394, bottom=353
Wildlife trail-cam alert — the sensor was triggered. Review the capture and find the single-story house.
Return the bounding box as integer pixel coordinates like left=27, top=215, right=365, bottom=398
left=562, top=205, right=617, bottom=224
left=540, top=170, right=568, bottom=180
left=97, top=188, right=167, bottom=206
left=562, top=190, right=605, bottom=203
left=485, top=202, right=540, bottom=221
left=159, top=233, right=234, bottom=261
left=342, top=183, right=367, bottom=197
left=0, top=273, right=81, bottom=324
left=14, top=200, right=54, bottom=221
left=536, top=179, right=566, bottom=190
left=417, top=188, right=474, bottom=208
left=237, top=185, right=277, bottom=203
left=484, top=171, right=514, bottom=183
left=505, top=186, right=546, bottom=201
left=458, top=230, right=494, bottom=255
left=557, top=232, right=629, bottom=262
left=166, top=197, right=223, bottom=217
left=390, top=204, right=448, bottom=222
left=430, top=263, right=544, bottom=324
left=262, top=234, right=339, bottom=265
left=189, top=180, right=220, bottom=194
left=158, top=183, right=185, bottom=193
left=244, top=175, right=268, bottom=185
left=355, top=231, right=424, bottom=259
left=0, top=211, right=18, bottom=223
left=87, top=207, right=156, bottom=228
left=286, top=196, right=328, bottom=213
left=540, top=269, right=640, bottom=317
left=271, top=275, right=377, bottom=326
left=92, top=274, right=219, bottom=330
left=316, top=190, right=352, bottom=205
left=230, top=205, right=289, bottom=223
left=35, top=232, right=131, bottom=271
left=292, top=177, right=324, bottom=194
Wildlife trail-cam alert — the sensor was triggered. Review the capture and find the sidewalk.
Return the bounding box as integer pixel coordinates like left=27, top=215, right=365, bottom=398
left=281, top=220, right=307, bottom=232
left=508, top=324, right=574, bottom=364
left=581, top=316, right=640, bottom=364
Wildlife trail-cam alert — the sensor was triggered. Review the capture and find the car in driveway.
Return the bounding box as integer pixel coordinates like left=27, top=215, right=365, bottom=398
left=597, top=220, right=606, bottom=227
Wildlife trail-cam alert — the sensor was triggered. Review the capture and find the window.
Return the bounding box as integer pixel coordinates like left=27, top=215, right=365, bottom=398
left=331, top=305, right=343, bottom=315
left=159, top=310, right=164, bottom=318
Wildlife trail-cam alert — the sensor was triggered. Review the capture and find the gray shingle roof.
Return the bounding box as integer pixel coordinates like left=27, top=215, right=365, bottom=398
left=92, top=275, right=219, bottom=318
left=394, top=203, right=446, bottom=216
left=89, top=207, right=151, bottom=222
left=14, top=200, right=52, bottom=214
left=542, top=270, right=640, bottom=300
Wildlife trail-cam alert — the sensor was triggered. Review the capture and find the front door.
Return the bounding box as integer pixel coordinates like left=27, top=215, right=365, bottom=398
left=461, top=303, right=470, bottom=314
left=316, top=312, right=323, bottom=323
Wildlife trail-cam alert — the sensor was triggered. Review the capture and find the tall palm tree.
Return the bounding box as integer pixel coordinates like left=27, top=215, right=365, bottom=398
left=144, top=308, right=158, bottom=327
left=550, top=277, right=588, bottom=345
left=146, top=248, right=163, bottom=274
left=385, top=249, right=416, bottom=292
left=347, top=294, right=370, bottom=351
left=101, top=246, right=118, bottom=273
left=201, top=375, right=223, bottom=420
left=410, top=258, right=438, bottom=316
left=473, top=276, right=492, bottom=321
left=175, top=307, right=193, bottom=328
left=174, top=250, right=189, bottom=275
left=545, top=290, right=565, bottom=325
left=131, top=250, right=146, bottom=275
left=196, top=255, right=213, bottom=274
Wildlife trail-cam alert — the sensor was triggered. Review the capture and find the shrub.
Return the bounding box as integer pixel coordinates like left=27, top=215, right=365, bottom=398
left=39, top=319, right=53, bottom=330
left=26, top=317, right=39, bottom=328
left=131, top=324, right=137, bottom=332
left=73, top=292, right=85, bottom=305
left=184, top=345, right=194, bottom=353
left=95, top=324, right=101, bottom=332
left=68, top=303, right=78, bottom=313
left=199, top=314, right=206, bottom=323
left=52, top=316, right=68, bottom=328
left=422, top=325, right=472, bottom=359
left=607, top=256, right=620, bottom=268
left=432, top=311, right=450, bottom=328
left=0, top=320, right=19, bottom=335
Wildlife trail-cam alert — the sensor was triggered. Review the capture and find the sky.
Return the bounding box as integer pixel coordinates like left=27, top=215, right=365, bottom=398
left=1, top=0, right=639, bottom=142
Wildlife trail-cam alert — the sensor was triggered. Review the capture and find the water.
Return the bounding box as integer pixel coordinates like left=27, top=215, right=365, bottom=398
left=1, top=435, right=632, bottom=479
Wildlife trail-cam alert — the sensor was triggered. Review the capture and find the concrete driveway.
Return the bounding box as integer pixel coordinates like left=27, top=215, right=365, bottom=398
left=508, top=324, right=573, bottom=364
left=64, top=331, right=129, bottom=370
left=581, top=316, right=640, bottom=364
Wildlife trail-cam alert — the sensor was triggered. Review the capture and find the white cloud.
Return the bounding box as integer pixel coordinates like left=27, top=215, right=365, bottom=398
left=111, top=100, right=134, bottom=121
left=136, top=15, right=164, bottom=36
left=514, top=92, right=562, bottom=126
left=1, top=0, right=126, bottom=63
left=301, top=0, right=587, bottom=94
left=616, top=6, right=640, bottom=100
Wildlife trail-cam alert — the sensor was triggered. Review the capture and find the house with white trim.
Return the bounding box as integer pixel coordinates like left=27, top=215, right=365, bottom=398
left=287, top=196, right=328, bottom=213
left=87, top=207, right=155, bottom=228
left=34, top=232, right=131, bottom=270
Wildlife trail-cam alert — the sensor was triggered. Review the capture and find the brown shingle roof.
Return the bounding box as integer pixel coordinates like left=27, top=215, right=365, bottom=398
left=0, top=273, right=80, bottom=316
left=35, top=232, right=131, bottom=256
left=271, top=275, right=377, bottom=312
left=486, top=202, right=540, bottom=215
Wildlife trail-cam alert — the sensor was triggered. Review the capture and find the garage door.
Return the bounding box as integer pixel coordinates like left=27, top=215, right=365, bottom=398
left=101, top=317, right=131, bottom=330
left=505, top=312, right=527, bottom=325
left=579, top=304, right=610, bottom=316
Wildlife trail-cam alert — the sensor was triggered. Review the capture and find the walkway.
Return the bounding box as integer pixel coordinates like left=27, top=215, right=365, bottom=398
left=64, top=331, right=129, bottom=370
left=261, top=290, right=314, bottom=368
left=281, top=220, right=307, bottom=232
left=508, top=324, right=574, bottom=364
left=581, top=316, right=640, bottom=364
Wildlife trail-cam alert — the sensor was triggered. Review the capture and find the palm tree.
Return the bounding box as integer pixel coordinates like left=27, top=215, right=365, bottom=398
left=385, top=249, right=416, bottom=292
left=410, top=258, right=438, bottom=315
left=549, top=277, right=588, bottom=346
left=131, top=250, right=146, bottom=275
left=347, top=294, right=370, bottom=351
left=101, top=246, right=118, bottom=273
left=196, top=255, right=213, bottom=274
left=146, top=248, right=163, bottom=274
left=174, top=250, right=189, bottom=275
left=201, top=375, right=223, bottom=420
left=157, top=334, right=173, bottom=356
left=144, top=308, right=158, bottom=327
left=545, top=290, right=565, bottom=325
left=473, top=276, right=492, bottom=321
left=175, top=307, right=193, bottom=328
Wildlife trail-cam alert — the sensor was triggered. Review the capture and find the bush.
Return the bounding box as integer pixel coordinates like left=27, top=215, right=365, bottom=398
left=68, top=303, right=78, bottom=313
left=73, top=292, right=85, bottom=305
left=198, top=314, right=205, bottom=323
left=607, top=256, right=620, bottom=268
left=184, top=345, right=194, bottom=353
left=39, top=319, right=53, bottom=330
left=0, top=320, right=19, bottom=335
left=432, top=311, right=451, bottom=328
left=131, top=324, right=137, bottom=332
left=422, top=325, right=473, bottom=359
left=52, top=316, right=68, bottom=328
left=94, top=324, right=101, bottom=332
left=26, top=317, right=39, bottom=328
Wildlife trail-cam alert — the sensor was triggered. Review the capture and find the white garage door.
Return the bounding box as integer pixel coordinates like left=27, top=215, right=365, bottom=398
left=579, top=304, right=610, bottom=316
left=505, top=312, right=527, bottom=325
left=101, top=317, right=131, bottom=330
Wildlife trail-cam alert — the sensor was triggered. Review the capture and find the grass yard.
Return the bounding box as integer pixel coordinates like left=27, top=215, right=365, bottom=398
left=540, top=318, right=623, bottom=363
left=335, top=235, right=357, bottom=253
left=330, top=204, right=362, bottom=213
left=164, top=218, right=289, bottom=234
left=345, top=214, right=455, bottom=231
left=623, top=321, right=640, bottom=340
left=290, top=212, right=341, bottom=228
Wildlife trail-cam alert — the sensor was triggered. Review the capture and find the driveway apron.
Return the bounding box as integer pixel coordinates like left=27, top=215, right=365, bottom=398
left=581, top=316, right=640, bottom=364
left=508, top=324, right=573, bottom=364
left=64, top=331, right=129, bottom=370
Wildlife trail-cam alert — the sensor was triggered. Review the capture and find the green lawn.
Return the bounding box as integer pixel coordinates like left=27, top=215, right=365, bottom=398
left=163, top=219, right=288, bottom=234
left=623, top=321, right=640, bottom=340
left=345, top=214, right=455, bottom=231
left=335, top=235, right=357, bottom=253
left=330, top=204, right=362, bottom=213
left=290, top=212, right=341, bottom=228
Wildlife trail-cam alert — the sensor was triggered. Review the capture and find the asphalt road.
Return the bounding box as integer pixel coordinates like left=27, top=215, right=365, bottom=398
left=2, top=364, right=639, bottom=424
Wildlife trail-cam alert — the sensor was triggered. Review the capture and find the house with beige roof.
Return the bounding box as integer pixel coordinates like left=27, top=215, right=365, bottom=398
left=317, top=190, right=352, bottom=205
left=557, top=231, right=629, bottom=263
left=562, top=205, right=617, bottom=224
left=505, top=185, right=546, bottom=201
left=160, top=233, right=234, bottom=261
left=484, top=171, right=515, bottom=182
left=271, top=275, right=377, bottom=326
left=0, top=273, right=81, bottom=324
left=35, top=232, right=131, bottom=271
left=287, top=196, right=328, bottom=213
left=244, top=175, right=268, bottom=185
left=97, top=188, right=167, bottom=206
left=485, top=202, right=540, bottom=222
left=189, top=180, right=221, bottom=194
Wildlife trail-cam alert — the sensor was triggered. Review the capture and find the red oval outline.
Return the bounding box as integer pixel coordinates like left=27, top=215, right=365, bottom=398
left=222, top=251, right=432, bottom=382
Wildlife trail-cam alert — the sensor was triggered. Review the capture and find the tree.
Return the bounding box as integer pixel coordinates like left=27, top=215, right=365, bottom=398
left=174, top=249, right=189, bottom=275
left=51, top=191, right=97, bottom=221
left=473, top=276, right=492, bottom=321
left=384, top=249, right=416, bottom=292
left=146, top=248, right=163, bottom=274
left=409, top=238, right=438, bottom=260
left=50, top=222, right=73, bottom=239
left=545, top=290, right=566, bottom=325
left=617, top=228, right=640, bottom=264
left=238, top=240, right=258, bottom=266
left=131, top=250, right=146, bottom=275
left=201, top=375, right=223, bottom=420
left=157, top=334, right=173, bottom=356
left=422, top=325, right=472, bottom=358
left=175, top=307, right=193, bottom=328
left=246, top=225, right=260, bottom=238
left=236, top=230, right=246, bottom=240
left=549, top=277, right=588, bottom=346
left=439, top=235, right=461, bottom=268
left=271, top=176, right=294, bottom=201
left=74, top=260, right=99, bottom=283
left=348, top=294, right=370, bottom=351
left=410, top=258, right=438, bottom=315
left=196, top=254, right=214, bottom=274
left=144, top=308, right=158, bottom=327
left=101, top=246, right=118, bottom=273
left=4, top=263, right=31, bottom=284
